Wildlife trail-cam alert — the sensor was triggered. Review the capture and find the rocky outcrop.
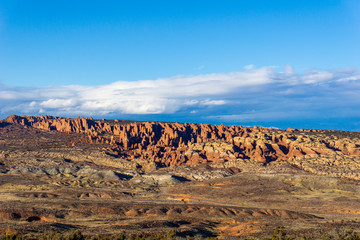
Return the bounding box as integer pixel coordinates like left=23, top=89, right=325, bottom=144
left=2, top=115, right=359, bottom=167
left=7, top=166, right=126, bottom=181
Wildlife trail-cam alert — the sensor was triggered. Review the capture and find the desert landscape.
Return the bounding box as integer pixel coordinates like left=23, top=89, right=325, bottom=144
left=2, top=1, right=360, bottom=239
left=0, top=115, right=359, bottom=238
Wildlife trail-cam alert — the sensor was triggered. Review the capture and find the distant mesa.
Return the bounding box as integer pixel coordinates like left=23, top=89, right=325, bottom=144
left=1, top=114, right=359, bottom=167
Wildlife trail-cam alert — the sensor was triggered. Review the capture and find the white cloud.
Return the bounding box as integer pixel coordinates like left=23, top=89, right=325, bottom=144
left=200, top=99, right=227, bottom=106
left=336, top=75, right=360, bottom=82
left=40, top=99, right=77, bottom=108
left=184, top=100, right=199, bottom=105
left=283, top=64, right=295, bottom=76
left=300, top=71, right=334, bottom=84
left=0, top=91, right=17, bottom=100
left=0, top=66, right=359, bottom=122
left=29, top=101, right=36, bottom=107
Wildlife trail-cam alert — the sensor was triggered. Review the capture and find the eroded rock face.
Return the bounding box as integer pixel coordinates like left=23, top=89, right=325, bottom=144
left=2, top=115, right=359, bottom=167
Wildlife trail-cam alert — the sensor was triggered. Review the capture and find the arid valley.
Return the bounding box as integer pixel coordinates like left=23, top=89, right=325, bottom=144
left=0, top=115, right=359, bottom=238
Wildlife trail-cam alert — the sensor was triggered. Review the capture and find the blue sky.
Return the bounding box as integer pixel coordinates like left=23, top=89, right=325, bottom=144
left=0, top=0, right=359, bottom=131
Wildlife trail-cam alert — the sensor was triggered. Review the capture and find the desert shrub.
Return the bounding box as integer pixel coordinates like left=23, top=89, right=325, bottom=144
left=113, top=233, right=126, bottom=240
left=320, top=228, right=360, bottom=240
left=166, top=230, right=176, bottom=240
left=262, top=227, right=294, bottom=240
left=262, top=227, right=360, bottom=240
left=5, top=233, right=22, bottom=240
left=91, top=235, right=109, bottom=240
left=127, top=234, right=137, bottom=240
left=39, top=232, right=65, bottom=240
left=110, top=232, right=177, bottom=240
left=2, top=227, right=359, bottom=240
left=67, top=230, right=84, bottom=240
left=299, top=234, right=313, bottom=240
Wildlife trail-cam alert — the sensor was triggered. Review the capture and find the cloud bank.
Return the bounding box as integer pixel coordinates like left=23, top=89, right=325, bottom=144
left=0, top=66, right=359, bottom=130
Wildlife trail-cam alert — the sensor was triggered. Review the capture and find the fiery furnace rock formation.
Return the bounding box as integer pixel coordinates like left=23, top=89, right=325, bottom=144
left=3, top=115, right=359, bottom=167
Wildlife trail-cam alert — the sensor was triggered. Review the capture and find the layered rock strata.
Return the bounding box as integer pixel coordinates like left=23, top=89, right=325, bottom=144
left=2, top=115, right=359, bottom=167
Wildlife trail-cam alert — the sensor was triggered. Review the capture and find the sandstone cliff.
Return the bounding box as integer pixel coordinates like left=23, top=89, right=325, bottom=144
left=2, top=115, right=359, bottom=167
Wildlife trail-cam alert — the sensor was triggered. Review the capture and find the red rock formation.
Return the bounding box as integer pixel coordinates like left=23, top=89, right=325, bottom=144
left=2, top=115, right=359, bottom=167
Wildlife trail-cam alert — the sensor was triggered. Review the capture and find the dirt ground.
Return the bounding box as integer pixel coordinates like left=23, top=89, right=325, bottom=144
left=0, top=123, right=359, bottom=238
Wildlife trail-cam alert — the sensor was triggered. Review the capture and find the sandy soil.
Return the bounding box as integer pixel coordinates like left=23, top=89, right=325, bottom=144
left=0, top=123, right=359, bottom=238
